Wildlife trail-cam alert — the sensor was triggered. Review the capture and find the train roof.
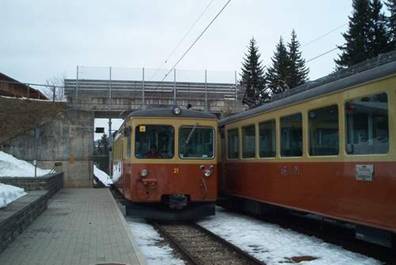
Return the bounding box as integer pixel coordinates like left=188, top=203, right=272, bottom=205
left=127, top=107, right=217, bottom=119
left=220, top=51, right=396, bottom=126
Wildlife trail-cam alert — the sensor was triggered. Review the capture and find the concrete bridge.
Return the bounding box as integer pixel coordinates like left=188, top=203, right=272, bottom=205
left=64, top=78, right=244, bottom=118
left=2, top=71, right=245, bottom=188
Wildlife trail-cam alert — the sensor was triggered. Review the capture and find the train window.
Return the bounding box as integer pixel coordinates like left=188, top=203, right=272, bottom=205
left=345, top=93, right=389, bottom=154
left=280, top=113, right=302, bottom=157
left=179, top=126, right=214, bottom=159
left=309, top=105, right=339, bottom=156
left=242, top=125, right=256, bottom=158
left=135, top=125, right=174, bottom=159
left=259, top=120, right=276, bottom=157
left=227, top=128, right=239, bottom=159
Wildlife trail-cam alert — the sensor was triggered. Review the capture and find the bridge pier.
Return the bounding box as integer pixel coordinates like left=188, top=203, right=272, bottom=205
left=4, top=109, right=94, bottom=187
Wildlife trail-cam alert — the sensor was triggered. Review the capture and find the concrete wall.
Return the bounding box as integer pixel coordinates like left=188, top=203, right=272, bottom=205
left=3, top=110, right=94, bottom=187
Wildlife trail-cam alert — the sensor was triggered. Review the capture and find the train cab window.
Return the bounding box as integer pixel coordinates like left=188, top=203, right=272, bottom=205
left=345, top=93, right=389, bottom=154
left=135, top=125, right=174, bottom=159
left=227, top=128, right=239, bottom=159
left=259, top=120, right=276, bottom=157
left=280, top=113, right=303, bottom=157
left=179, top=126, right=214, bottom=159
left=242, top=125, right=256, bottom=158
left=309, top=105, right=339, bottom=156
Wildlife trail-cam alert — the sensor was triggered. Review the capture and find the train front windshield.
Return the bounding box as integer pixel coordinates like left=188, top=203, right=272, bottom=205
left=135, top=125, right=174, bottom=159
left=179, top=126, right=214, bottom=159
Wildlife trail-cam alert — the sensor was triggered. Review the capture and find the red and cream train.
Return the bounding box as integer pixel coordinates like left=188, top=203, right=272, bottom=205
left=112, top=54, right=396, bottom=245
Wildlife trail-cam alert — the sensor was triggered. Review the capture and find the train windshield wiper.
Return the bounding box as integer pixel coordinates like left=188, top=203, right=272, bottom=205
left=185, top=124, right=198, bottom=145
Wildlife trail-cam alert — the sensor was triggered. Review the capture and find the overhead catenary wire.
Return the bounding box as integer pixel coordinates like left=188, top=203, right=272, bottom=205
left=302, top=23, right=347, bottom=49
left=306, top=47, right=339, bottom=63
left=161, top=0, right=232, bottom=81
left=149, top=0, right=216, bottom=81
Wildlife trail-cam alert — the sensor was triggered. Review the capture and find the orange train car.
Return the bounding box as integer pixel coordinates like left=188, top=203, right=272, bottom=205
left=220, top=54, right=396, bottom=247
left=112, top=107, right=218, bottom=220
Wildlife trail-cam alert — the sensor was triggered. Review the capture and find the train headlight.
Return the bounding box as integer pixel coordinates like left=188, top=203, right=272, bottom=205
left=204, top=169, right=212, bottom=177
left=173, top=106, right=181, bottom=115
left=140, top=169, right=149, bottom=177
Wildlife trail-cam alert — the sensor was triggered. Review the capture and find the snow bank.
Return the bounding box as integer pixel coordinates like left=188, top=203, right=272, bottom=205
left=198, top=208, right=381, bottom=265
left=0, top=183, right=27, bottom=208
left=93, top=165, right=113, bottom=187
left=127, top=218, right=185, bottom=265
left=0, top=151, right=51, bottom=177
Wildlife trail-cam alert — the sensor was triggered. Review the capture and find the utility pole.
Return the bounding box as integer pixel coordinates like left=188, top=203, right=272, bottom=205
left=173, top=69, right=177, bottom=105
left=142, top=67, right=145, bottom=108
left=205, top=70, right=208, bottom=111
left=108, top=67, right=112, bottom=175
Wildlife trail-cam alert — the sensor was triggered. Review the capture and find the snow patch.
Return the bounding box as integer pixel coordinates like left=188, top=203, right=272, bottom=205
left=0, top=151, right=51, bottom=177
left=127, top=218, right=185, bottom=265
left=198, top=208, right=381, bottom=265
left=93, top=165, right=113, bottom=187
left=0, top=183, right=27, bottom=208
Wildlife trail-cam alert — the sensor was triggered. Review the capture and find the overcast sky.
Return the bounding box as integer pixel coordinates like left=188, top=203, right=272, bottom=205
left=1, top=0, right=352, bottom=84
left=1, top=0, right=353, bottom=139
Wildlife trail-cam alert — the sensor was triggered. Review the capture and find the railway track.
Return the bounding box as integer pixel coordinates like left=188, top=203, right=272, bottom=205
left=152, top=222, right=266, bottom=265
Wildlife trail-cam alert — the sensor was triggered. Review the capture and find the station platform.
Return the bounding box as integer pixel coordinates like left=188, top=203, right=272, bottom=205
left=0, top=188, right=146, bottom=265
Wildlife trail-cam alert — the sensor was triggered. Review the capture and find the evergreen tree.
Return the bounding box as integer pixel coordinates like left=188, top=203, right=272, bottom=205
left=368, top=0, right=390, bottom=56
left=287, top=30, right=309, bottom=88
left=266, top=37, right=290, bottom=94
left=335, top=0, right=372, bottom=69
left=240, top=38, right=267, bottom=108
left=385, top=0, right=396, bottom=49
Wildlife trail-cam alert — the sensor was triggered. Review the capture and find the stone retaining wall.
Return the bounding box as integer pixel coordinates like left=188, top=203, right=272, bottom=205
left=0, top=172, right=64, bottom=198
left=0, top=191, right=48, bottom=253
left=0, top=172, right=64, bottom=254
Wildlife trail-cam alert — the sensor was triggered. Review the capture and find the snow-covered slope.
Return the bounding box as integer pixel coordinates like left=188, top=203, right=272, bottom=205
left=0, top=183, right=26, bottom=208
left=0, top=151, right=51, bottom=177
left=93, top=165, right=113, bottom=187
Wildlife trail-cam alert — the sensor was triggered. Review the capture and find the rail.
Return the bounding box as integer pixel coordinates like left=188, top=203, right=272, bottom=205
left=152, top=222, right=266, bottom=265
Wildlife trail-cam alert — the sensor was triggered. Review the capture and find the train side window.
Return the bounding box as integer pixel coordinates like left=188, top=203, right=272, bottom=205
left=309, top=105, right=339, bottom=156
left=280, top=113, right=302, bottom=157
left=242, top=125, right=256, bottom=158
left=227, top=128, right=239, bottom=159
left=259, top=120, right=276, bottom=158
left=345, top=93, right=389, bottom=154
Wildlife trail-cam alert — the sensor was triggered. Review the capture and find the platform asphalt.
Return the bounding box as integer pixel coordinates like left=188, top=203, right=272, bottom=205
left=0, top=188, right=146, bottom=265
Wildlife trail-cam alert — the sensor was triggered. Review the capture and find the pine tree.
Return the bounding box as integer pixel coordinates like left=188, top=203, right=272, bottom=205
left=385, top=0, right=396, bottom=49
left=335, top=0, right=372, bottom=69
left=240, top=38, right=267, bottom=107
left=266, top=37, right=290, bottom=95
left=368, top=0, right=390, bottom=57
left=287, top=30, right=309, bottom=88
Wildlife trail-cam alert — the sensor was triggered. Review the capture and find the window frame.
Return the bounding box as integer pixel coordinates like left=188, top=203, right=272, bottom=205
left=308, top=104, right=340, bottom=157
left=227, top=128, right=240, bottom=160
left=178, top=125, right=216, bottom=160
left=241, top=124, right=257, bottom=159
left=258, top=119, right=277, bottom=158
left=344, top=92, right=390, bottom=156
left=280, top=112, right=303, bottom=158
left=134, top=124, right=175, bottom=159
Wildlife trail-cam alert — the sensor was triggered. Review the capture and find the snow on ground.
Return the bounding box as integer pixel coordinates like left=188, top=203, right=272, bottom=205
left=198, top=207, right=382, bottom=265
left=93, top=165, right=113, bottom=187
left=0, top=151, right=51, bottom=177
left=127, top=218, right=185, bottom=265
left=0, top=183, right=26, bottom=208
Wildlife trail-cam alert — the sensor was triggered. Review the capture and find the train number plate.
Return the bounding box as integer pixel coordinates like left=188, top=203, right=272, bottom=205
left=355, top=164, right=374, bottom=182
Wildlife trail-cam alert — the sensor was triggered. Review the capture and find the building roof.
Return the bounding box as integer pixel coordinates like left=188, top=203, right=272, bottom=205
left=0, top=72, right=47, bottom=100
